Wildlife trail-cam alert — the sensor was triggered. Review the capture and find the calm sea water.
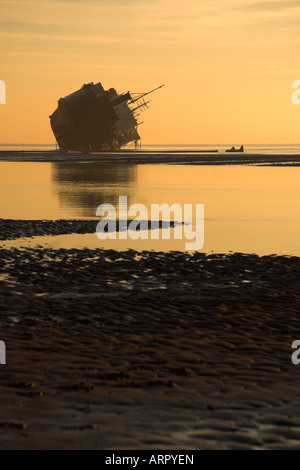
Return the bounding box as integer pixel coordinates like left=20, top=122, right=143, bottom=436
left=0, top=159, right=299, bottom=255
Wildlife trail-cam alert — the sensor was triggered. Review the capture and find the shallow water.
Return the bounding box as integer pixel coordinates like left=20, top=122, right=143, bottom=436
left=0, top=162, right=299, bottom=255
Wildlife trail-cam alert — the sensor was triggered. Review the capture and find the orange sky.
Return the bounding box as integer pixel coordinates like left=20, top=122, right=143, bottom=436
left=0, top=0, right=300, bottom=145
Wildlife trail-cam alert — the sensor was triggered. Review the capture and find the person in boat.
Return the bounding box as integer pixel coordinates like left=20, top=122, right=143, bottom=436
left=230, top=146, right=236, bottom=151
left=239, top=145, right=244, bottom=152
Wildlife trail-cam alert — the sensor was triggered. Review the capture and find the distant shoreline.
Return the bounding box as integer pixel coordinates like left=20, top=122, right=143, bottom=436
left=0, top=150, right=300, bottom=165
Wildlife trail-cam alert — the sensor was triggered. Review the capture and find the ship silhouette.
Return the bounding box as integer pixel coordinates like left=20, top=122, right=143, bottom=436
left=50, top=82, right=164, bottom=152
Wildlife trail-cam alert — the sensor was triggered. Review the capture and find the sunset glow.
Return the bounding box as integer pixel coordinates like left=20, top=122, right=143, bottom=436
left=0, top=0, right=300, bottom=144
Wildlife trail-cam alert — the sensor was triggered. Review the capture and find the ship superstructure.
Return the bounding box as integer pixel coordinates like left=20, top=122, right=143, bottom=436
left=50, top=82, right=163, bottom=151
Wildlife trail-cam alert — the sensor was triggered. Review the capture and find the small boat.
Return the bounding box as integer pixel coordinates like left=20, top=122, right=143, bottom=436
left=225, top=145, right=244, bottom=153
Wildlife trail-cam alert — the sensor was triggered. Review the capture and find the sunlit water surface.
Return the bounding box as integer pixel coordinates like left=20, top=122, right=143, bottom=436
left=0, top=161, right=299, bottom=255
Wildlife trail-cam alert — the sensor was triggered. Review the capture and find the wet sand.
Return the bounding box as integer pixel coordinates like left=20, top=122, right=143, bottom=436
left=1, top=232, right=300, bottom=449
left=0, top=150, right=300, bottom=165
left=0, top=219, right=182, bottom=241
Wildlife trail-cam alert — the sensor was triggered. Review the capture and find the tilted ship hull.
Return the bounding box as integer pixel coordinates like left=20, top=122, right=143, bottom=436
left=50, top=82, right=163, bottom=152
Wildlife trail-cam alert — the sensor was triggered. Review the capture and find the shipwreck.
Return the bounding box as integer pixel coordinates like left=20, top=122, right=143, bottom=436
left=50, top=81, right=164, bottom=152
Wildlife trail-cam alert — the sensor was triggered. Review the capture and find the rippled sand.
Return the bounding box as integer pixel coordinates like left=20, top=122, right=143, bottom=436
left=0, top=244, right=300, bottom=449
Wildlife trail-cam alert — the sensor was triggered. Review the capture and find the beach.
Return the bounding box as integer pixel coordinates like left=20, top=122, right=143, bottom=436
left=1, top=241, right=300, bottom=449
left=2, top=0, right=300, bottom=452
left=0, top=150, right=300, bottom=165
left=1, top=151, right=300, bottom=449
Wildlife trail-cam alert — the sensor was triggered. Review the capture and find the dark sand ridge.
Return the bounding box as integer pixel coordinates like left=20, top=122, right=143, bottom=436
left=0, top=150, right=300, bottom=165
left=0, top=246, right=300, bottom=449
left=0, top=219, right=183, bottom=241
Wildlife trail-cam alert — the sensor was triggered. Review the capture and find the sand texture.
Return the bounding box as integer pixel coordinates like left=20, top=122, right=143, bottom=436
left=0, top=150, right=300, bottom=165
left=1, top=245, right=300, bottom=449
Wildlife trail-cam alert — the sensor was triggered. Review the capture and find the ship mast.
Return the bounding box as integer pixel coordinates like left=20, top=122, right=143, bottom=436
left=130, top=84, right=165, bottom=104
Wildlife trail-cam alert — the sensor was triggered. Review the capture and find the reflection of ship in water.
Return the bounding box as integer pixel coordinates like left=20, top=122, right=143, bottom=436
left=50, top=82, right=164, bottom=152
left=51, top=163, right=137, bottom=217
